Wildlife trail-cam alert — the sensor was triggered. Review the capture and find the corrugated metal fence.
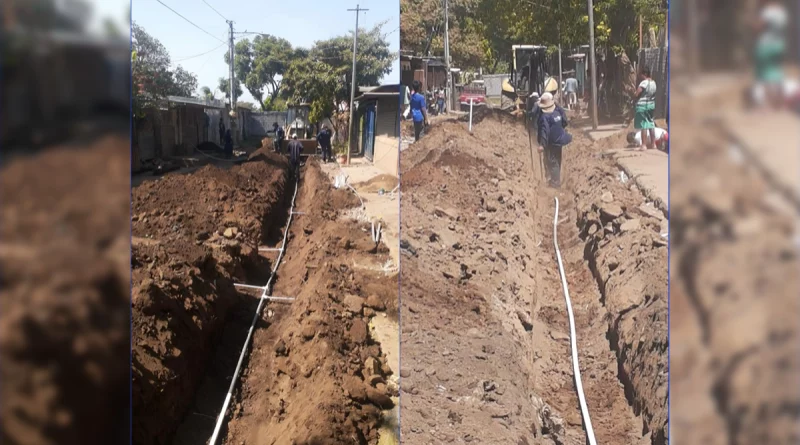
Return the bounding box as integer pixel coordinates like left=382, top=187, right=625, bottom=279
left=638, top=47, right=668, bottom=119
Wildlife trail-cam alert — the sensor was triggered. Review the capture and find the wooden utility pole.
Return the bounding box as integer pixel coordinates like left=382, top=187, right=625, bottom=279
left=444, top=0, right=452, bottom=112
left=346, top=4, right=368, bottom=165
left=588, top=0, right=598, bottom=129
left=639, top=15, right=643, bottom=49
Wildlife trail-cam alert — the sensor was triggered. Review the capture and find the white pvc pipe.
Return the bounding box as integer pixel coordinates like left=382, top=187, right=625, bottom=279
left=469, top=99, right=474, bottom=132
left=233, top=283, right=266, bottom=291
left=262, top=296, right=295, bottom=302
left=208, top=173, right=301, bottom=445
left=553, top=197, right=598, bottom=445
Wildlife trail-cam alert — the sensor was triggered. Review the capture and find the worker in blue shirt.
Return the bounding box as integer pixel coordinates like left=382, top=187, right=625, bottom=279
left=409, top=80, right=429, bottom=141
left=536, top=92, right=572, bottom=188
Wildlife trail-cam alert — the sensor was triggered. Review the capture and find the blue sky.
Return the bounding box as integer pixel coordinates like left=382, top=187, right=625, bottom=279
left=131, top=0, right=400, bottom=104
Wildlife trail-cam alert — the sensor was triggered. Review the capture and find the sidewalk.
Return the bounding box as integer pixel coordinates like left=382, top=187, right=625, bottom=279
left=321, top=158, right=400, bottom=269
left=604, top=149, right=669, bottom=216
left=717, top=111, right=800, bottom=208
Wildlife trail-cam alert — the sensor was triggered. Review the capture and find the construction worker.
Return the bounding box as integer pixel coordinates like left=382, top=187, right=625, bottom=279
left=223, top=129, right=233, bottom=159
left=288, top=133, right=302, bottom=173
left=628, top=127, right=668, bottom=152
left=536, top=92, right=572, bottom=189
left=317, top=124, right=333, bottom=163
left=218, top=119, right=225, bottom=145
left=527, top=92, right=541, bottom=141
left=272, top=122, right=286, bottom=153
left=409, top=80, right=429, bottom=141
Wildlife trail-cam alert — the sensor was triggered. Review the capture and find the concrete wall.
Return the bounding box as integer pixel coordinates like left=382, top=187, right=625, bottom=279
left=373, top=135, right=399, bottom=177
left=483, top=74, right=509, bottom=98
left=248, top=111, right=289, bottom=137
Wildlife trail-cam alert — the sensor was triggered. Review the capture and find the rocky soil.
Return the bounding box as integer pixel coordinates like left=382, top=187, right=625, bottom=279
left=0, top=136, right=131, bottom=445
left=399, top=114, right=668, bottom=444
left=222, top=161, right=399, bottom=444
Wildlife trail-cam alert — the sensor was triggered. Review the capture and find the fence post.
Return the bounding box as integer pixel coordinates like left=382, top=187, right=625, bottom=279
left=469, top=99, right=474, bottom=133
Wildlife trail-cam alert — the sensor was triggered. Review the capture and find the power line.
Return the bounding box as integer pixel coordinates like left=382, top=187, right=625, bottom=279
left=154, top=0, right=226, bottom=44
left=200, top=0, right=228, bottom=21
left=174, top=42, right=227, bottom=62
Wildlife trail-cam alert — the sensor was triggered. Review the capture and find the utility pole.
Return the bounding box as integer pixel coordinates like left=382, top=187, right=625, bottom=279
left=444, top=0, right=452, bottom=113
left=346, top=4, right=368, bottom=165
left=687, top=0, right=698, bottom=76
left=587, top=0, right=598, bottom=130
left=557, top=24, right=563, bottom=106
left=227, top=20, right=236, bottom=143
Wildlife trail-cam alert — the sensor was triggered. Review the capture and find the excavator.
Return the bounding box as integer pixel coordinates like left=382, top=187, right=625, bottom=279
left=500, top=45, right=559, bottom=113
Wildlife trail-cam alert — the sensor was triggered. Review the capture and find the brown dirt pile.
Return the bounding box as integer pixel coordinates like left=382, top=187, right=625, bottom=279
left=0, top=136, right=131, bottom=445
left=223, top=160, right=398, bottom=444
left=131, top=149, right=291, bottom=445
left=400, top=115, right=667, bottom=444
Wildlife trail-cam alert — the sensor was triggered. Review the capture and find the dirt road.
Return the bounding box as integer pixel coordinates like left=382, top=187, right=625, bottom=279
left=399, top=114, right=667, bottom=444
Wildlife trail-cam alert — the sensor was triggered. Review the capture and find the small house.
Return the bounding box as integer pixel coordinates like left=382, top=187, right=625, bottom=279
left=353, top=84, right=401, bottom=176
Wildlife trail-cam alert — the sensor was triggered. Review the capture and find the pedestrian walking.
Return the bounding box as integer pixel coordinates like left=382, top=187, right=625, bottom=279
left=437, top=87, right=446, bottom=115
left=409, top=80, right=429, bottom=141
left=564, top=75, right=579, bottom=110
left=633, top=67, right=657, bottom=151
left=536, top=92, right=572, bottom=188
left=288, top=133, right=303, bottom=174
left=223, top=129, right=233, bottom=159
left=317, top=125, right=333, bottom=163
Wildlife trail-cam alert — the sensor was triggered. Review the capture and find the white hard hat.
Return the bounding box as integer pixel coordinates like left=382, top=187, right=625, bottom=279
left=291, top=133, right=298, bottom=139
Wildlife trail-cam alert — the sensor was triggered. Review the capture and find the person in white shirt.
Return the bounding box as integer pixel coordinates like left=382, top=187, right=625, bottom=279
left=627, top=127, right=668, bottom=151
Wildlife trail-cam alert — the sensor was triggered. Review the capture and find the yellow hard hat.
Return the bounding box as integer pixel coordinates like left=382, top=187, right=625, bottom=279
left=502, top=79, right=515, bottom=93
left=543, top=77, right=559, bottom=93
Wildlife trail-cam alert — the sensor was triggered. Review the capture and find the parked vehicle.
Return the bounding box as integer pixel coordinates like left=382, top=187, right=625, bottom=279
left=459, top=81, right=488, bottom=112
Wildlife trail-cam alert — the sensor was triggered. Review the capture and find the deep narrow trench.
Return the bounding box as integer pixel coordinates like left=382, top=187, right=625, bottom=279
left=171, top=172, right=298, bottom=445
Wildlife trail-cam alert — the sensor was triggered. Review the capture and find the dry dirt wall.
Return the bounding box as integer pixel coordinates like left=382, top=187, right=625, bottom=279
left=131, top=149, right=290, bottom=445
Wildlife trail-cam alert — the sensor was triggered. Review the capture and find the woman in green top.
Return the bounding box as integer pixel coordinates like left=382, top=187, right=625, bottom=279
left=754, top=1, right=788, bottom=109
left=634, top=67, right=657, bottom=151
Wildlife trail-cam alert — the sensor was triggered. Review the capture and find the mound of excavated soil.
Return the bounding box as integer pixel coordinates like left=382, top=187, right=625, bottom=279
left=223, top=160, right=398, bottom=444
left=131, top=150, right=290, bottom=445
left=400, top=115, right=667, bottom=444
left=0, top=136, right=131, bottom=445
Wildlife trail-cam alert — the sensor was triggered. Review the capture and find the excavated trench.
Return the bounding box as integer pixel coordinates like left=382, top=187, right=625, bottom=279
left=132, top=151, right=399, bottom=445
left=399, top=115, right=667, bottom=444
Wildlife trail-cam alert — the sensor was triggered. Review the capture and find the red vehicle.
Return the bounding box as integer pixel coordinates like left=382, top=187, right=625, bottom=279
left=459, top=81, right=488, bottom=112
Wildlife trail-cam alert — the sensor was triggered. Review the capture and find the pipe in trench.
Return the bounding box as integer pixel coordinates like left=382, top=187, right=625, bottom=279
left=553, top=197, right=598, bottom=445
left=208, top=171, right=301, bottom=445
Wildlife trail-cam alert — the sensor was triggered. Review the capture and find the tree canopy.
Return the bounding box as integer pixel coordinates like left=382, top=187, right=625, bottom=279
left=227, top=34, right=297, bottom=111
left=401, top=0, right=666, bottom=71
left=279, top=22, right=396, bottom=123
left=132, top=22, right=199, bottom=118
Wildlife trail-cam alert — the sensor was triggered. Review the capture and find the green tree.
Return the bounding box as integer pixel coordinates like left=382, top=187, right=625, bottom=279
left=132, top=22, right=176, bottom=118
left=306, top=22, right=396, bottom=104
left=400, top=0, right=483, bottom=69
left=281, top=58, right=338, bottom=124
left=200, top=86, right=216, bottom=101
left=217, top=77, right=244, bottom=105
left=227, top=34, right=295, bottom=111
left=171, top=65, right=198, bottom=97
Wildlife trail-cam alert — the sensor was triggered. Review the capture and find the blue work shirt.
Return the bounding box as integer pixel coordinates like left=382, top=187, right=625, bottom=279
left=537, top=106, right=572, bottom=147
left=317, top=129, right=332, bottom=146
left=410, top=92, right=426, bottom=123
